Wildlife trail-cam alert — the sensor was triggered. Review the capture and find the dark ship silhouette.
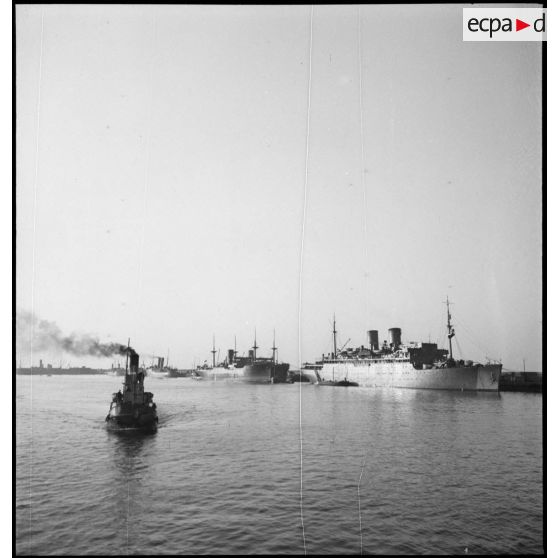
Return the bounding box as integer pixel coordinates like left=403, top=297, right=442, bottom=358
left=105, top=345, right=158, bottom=432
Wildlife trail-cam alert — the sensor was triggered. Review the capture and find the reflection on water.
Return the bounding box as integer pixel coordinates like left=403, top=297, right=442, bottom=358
left=367, top=387, right=502, bottom=404
left=104, top=430, right=160, bottom=552
left=107, top=430, right=157, bottom=481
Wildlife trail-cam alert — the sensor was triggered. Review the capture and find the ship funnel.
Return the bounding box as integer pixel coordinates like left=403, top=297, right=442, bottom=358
left=248, top=349, right=254, bottom=360
left=130, top=352, right=139, bottom=373
left=228, top=349, right=235, bottom=364
left=388, top=327, right=402, bottom=349
left=367, top=330, right=379, bottom=351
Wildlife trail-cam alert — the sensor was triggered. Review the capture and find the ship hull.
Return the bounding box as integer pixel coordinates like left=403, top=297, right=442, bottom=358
left=318, top=361, right=501, bottom=391
left=197, top=366, right=241, bottom=380
left=241, top=362, right=290, bottom=384
left=105, top=403, right=158, bottom=432
left=168, top=369, right=196, bottom=378
left=106, top=369, right=126, bottom=377
left=148, top=371, right=169, bottom=379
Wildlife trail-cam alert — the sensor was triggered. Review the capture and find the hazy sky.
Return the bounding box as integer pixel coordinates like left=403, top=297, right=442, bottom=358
left=16, top=4, right=542, bottom=371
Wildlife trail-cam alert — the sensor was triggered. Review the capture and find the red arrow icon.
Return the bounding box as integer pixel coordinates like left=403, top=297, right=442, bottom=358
left=516, top=19, right=530, bottom=31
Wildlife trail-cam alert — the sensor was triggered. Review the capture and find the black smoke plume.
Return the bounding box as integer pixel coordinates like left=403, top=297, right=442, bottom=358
left=16, top=310, right=134, bottom=357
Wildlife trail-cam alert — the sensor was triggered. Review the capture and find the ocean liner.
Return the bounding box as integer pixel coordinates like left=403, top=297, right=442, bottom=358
left=315, top=299, right=501, bottom=392
left=105, top=345, right=158, bottom=432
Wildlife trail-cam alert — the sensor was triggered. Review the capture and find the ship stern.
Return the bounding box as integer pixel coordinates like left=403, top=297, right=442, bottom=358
left=476, top=364, right=502, bottom=391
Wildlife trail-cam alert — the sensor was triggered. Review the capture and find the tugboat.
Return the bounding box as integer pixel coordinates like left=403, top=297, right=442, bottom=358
left=105, top=344, right=158, bottom=432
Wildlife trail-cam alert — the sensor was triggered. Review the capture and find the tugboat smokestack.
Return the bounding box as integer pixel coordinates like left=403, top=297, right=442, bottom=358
left=130, top=351, right=139, bottom=373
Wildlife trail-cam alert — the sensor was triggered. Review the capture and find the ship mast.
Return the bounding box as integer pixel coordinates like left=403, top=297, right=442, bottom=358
left=211, top=335, right=217, bottom=368
left=446, top=297, right=455, bottom=360
left=271, top=329, right=277, bottom=364
left=252, top=330, right=258, bottom=362
left=333, top=314, right=338, bottom=359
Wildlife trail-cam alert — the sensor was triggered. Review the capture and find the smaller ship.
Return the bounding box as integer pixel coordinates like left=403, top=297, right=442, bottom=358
left=105, top=344, right=158, bottom=432
left=167, top=368, right=199, bottom=378
left=316, top=377, right=359, bottom=387
left=195, top=336, right=240, bottom=380
left=146, top=355, right=176, bottom=378
left=16, top=360, right=104, bottom=375
left=194, top=332, right=290, bottom=383
left=236, top=332, right=290, bottom=384
left=106, top=362, right=126, bottom=377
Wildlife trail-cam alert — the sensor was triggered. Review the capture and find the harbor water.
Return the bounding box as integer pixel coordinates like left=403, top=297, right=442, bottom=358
left=16, top=375, right=543, bottom=555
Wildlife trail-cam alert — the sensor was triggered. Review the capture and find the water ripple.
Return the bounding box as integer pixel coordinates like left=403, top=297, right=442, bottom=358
left=16, top=376, right=543, bottom=555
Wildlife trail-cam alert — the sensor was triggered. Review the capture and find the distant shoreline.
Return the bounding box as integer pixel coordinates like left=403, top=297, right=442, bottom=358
left=16, top=368, right=107, bottom=375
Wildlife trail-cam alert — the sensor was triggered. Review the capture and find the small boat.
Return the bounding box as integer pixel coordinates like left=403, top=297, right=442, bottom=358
left=105, top=344, right=158, bottom=433
left=333, top=379, right=359, bottom=387
left=167, top=368, right=197, bottom=378
left=317, top=376, right=359, bottom=387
